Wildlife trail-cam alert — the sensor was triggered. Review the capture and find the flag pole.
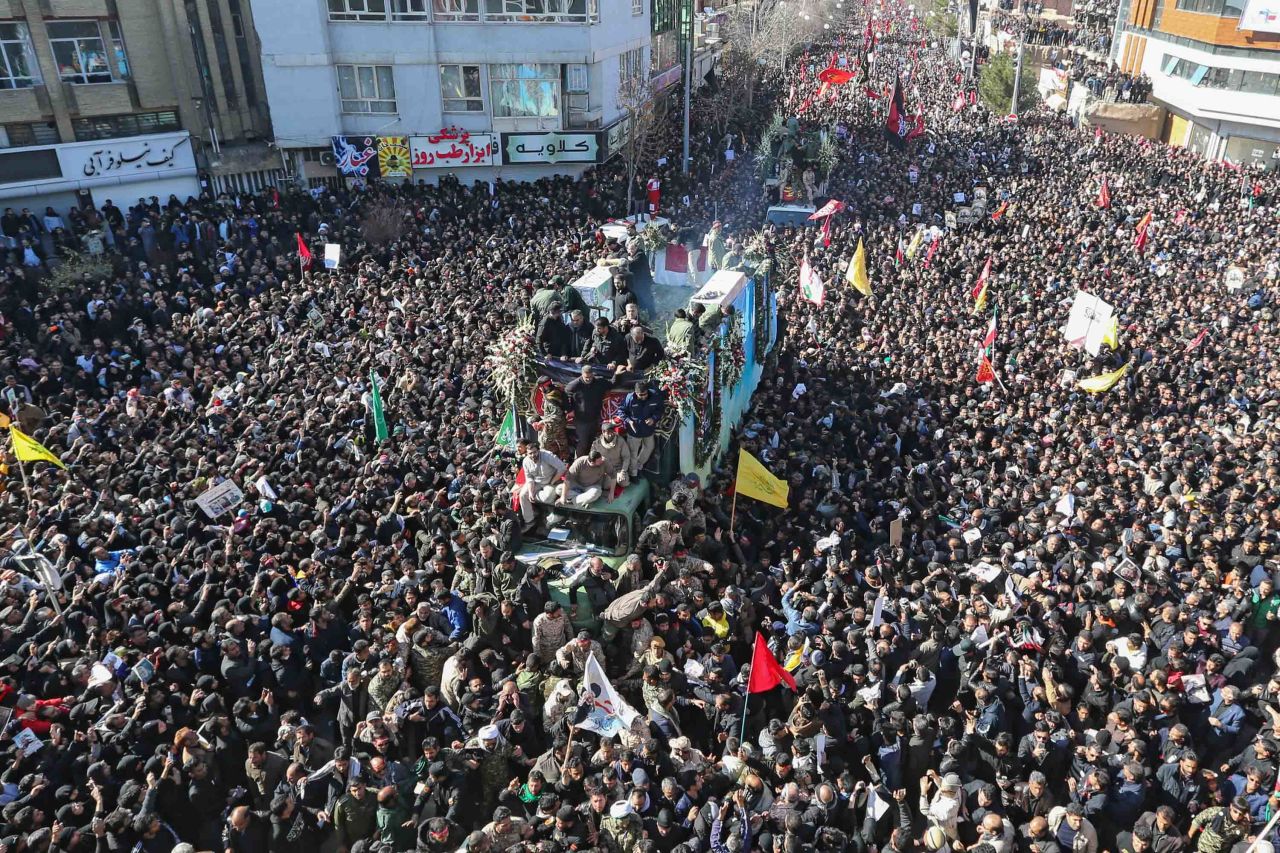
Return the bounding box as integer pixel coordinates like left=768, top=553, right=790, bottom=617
left=10, top=441, right=62, bottom=616
left=740, top=632, right=760, bottom=744
left=729, top=489, right=739, bottom=539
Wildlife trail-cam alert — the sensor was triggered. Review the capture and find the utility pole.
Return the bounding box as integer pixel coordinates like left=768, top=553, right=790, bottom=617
left=682, top=0, right=693, bottom=174
left=1010, top=35, right=1025, bottom=116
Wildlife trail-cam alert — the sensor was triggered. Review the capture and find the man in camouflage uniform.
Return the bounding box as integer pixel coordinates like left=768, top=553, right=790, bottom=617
left=465, top=725, right=517, bottom=814
left=600, top=801, right=644, bottom=853
left=480, top=805, right=531, bottom=850
left=554, top=631, right=605, bottom=678
left=531, top=601, right=573, bottom=665
left=637, top=516, right=684, bottom=561
left=407, top=628, right=450, bottom=694
left=1189, top=797, right=1252, bottom=853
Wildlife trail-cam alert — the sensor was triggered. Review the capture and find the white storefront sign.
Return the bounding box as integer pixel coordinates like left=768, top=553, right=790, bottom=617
left=410, top=130, right=497, bottom=169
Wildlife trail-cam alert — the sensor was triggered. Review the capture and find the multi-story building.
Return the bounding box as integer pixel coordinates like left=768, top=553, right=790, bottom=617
left=1114, top=0, right=1280, bottom=166
left=0, top=0, right=275, bottom=215
left=249, top=0, right=654, bottom=184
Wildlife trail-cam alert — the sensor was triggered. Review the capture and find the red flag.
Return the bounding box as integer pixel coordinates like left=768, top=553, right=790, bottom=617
left=1174, top=208, right=1187, bottom=226
left=1185, top=328, right=1208, bottom=352
left=970, top=257, right=992, bottom=300
left=664, top=244, right=690, bottom=274
left=982, top=314, right=997, bottom=350
left=808, top=199, right=847, bottom=220
left=1097, top=178, right=1110, bottom=209
left=1133, top=212, right=1152, bottom=255
left=976, top=356, right=996, bottom=384
left=820, top=216, right=833, bottom=248
left=747, top=633, right=797, bottom=693
left=922, top=235, right=940, bottom=269
left=990, top=201, right=1009, bottom=221
left=296, top=233, right=313, bottom=270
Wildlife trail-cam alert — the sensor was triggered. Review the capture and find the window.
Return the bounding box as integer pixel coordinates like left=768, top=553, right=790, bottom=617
left=440, top=64, right=483, bottom=111
left=618, top=47, right=644, bottom=84
left=392, top=0, right=432, bottom=18
left=73, top=110, right=180, bottom=141
left=0, top=24, right=39, bottom=89
left=0, top=149, right=61, bottom=184
left=47, top=20, right=126, bottom=84
left=483, top=0, right=596, bottom=23
left=489, top=63, right=560, bottom=117
left=633, top=0, right=642, bottom=13
left=327, top=0, right=388, bottom=21
left=337, top=64, right=396, bottom=113
left=433, top=0, right=480, bottom=19
left=107, top=21, right=129, bottom=79
left=0, top=122, right=59, bottom=149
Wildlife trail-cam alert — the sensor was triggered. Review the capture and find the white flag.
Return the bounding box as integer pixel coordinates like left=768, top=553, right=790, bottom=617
left=577, top=653, right=639, bottom=738
left=255, top=476, right=278, bottom=502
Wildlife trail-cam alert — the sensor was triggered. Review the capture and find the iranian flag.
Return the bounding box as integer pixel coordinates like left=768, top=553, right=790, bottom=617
left=982, top=308, right=997, bottom=350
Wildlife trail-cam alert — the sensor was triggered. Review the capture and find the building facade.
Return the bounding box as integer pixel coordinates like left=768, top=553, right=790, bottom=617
left=249, top=0, right=656, bottom=184
left=0, top=0, right=275, bottom=216
left=1114, top=0, right=1280, bottom=166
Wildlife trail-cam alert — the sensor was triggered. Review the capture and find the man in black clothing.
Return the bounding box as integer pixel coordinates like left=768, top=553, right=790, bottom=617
left=579, top=316, right=627, bottom=366
left=565, top=364, right=609, bottom=456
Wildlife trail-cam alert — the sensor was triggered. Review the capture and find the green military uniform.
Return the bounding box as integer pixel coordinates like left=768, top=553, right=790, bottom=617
left=374, top=779, right=419, bottom=852
left=557, top=282, right=589, bottom=316
left=666, top=317, right=696, bottom=355
left=332, top=790, right=377, bottom=850
left=530, top=286, right=560, bottom=319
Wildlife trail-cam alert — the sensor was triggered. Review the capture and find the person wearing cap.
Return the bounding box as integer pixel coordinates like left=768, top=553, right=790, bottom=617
left=554, top=630, right=604, bottom=678
left=331, top=774, right=376, bottom=853
left=590, top=418, right=633, bottom=493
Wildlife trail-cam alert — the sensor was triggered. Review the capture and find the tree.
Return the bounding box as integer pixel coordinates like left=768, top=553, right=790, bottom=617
left=616, top=73, right=666, bottom=217
left=978, top=51, right=1038, bottom=115
left=359, top=199, right=411, bottom=245
left=923, top=0, right=959, bottom=38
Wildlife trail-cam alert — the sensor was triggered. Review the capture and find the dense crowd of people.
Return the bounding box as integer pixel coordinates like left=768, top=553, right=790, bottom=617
left=0, top=2, right=1278, bottom=853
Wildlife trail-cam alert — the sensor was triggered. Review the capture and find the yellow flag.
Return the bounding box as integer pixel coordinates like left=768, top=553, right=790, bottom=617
left=10, top=427, right=66, bottom=469
left=1101, top=316, right=1119, bottom=349
left=973, top=280, right=989, bottom=314
left=1078, top=362, right=1129, bottom=393
left=735, top=448, right=789, bottom=508
left=905, top=229, right=924, bottom=259
left=846, top=238, right=871, bottom=297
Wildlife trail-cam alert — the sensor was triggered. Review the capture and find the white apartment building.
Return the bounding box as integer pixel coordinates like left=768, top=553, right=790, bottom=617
left=1113, top=0, right=1280, bottom=167
left=250, top=0, right=654, bottom=184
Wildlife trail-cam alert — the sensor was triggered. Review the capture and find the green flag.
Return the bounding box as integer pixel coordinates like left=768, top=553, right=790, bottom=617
left=495, top=407, right=518, bottom=451
left=369, top=369, right=388, bottom=443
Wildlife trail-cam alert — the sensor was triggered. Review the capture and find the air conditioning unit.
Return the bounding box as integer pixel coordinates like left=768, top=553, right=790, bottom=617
left=320, top=151, right=337, bottom=166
